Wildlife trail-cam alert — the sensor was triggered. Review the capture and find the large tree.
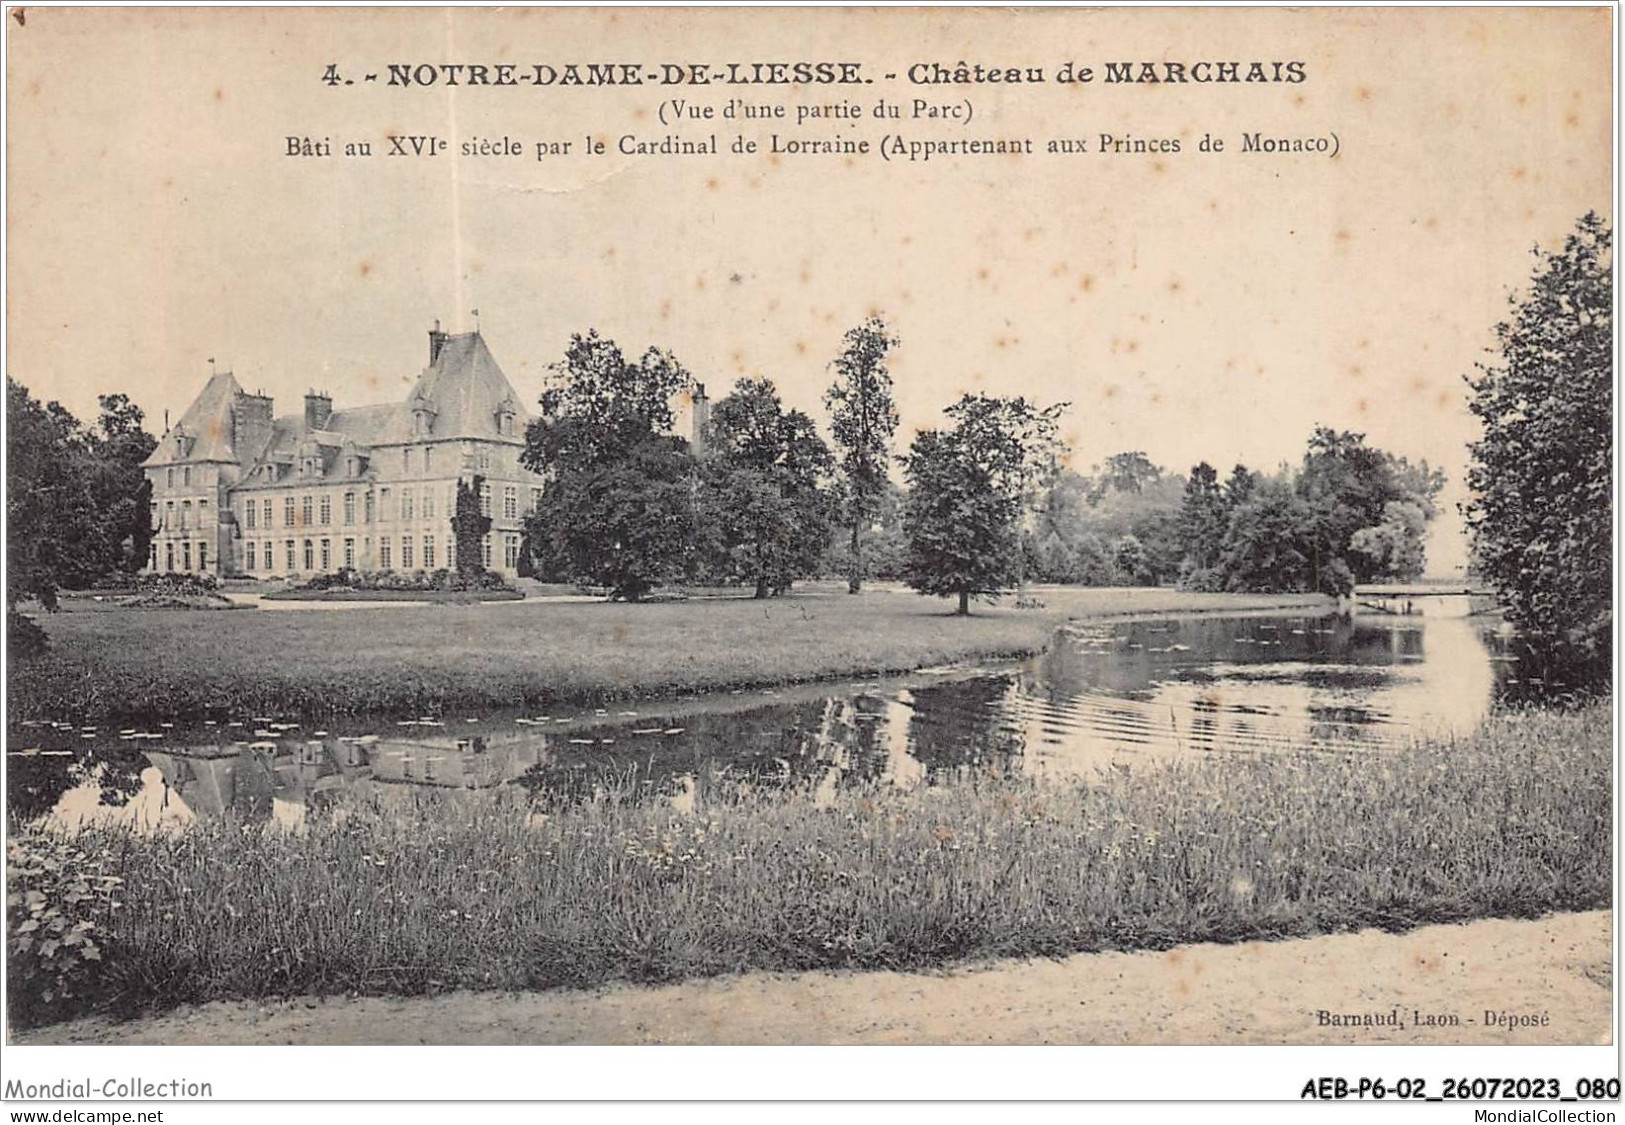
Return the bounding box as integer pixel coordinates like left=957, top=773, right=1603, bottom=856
left=699, top=378, right=835, bottom=597
left=521, top=331, right=697, bottom=600
left=1217, top=476, right=1316, bottom=594
left=1465, top=212, right=1612, bottom=686
left=824, top=316, right=900, bottom=594
left=7, top=378, right=86, bottom=615
left=84, top=393, right=159, bottom=576
left=1295, top=426, right=1444, bottom=590
left=900, top=393, right=1063, bottom=615
left=451, top=475, right=493, bottom=575
left=1177, top=461, right=1227, bottom=573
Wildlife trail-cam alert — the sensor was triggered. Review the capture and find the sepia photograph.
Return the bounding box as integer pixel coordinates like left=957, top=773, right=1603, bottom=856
left=2, top=2, right=1616, bottom=1111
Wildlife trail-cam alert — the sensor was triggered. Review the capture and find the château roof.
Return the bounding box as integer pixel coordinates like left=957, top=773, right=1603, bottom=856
left=375, top=331, right=530, bottom=446
left=143, top=370, right=243, bottom=466
left=145, top=329, right=532, bottom=475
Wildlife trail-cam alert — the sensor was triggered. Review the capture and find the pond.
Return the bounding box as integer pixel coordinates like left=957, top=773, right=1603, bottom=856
left=9, top=596, right=1520, bottom=830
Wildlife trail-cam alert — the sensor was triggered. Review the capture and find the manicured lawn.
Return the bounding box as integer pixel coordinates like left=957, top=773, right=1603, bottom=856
left=260, top=588, right=524, bottom=603
left=9, top=586, right=1329, bottom=722
left=7, top=704, right=1608, bottom=1029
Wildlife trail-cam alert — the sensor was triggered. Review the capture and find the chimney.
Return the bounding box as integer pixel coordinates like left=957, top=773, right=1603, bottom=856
left=429, top=318, right=448, bottom=365
left=691, top=382, right=710, bottom=454
left=304, top=389, right=333, bottom=431
left=232, top=391, right=274, bottom=457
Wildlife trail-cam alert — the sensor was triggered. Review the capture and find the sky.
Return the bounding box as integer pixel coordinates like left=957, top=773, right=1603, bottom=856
left=7, top=6, right=1614, bottom=575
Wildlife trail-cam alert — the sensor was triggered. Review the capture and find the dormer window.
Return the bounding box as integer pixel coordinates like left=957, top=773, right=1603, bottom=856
left=495, top=397, right=518, bottom=437
left=411, top=394, right=437, bottom=438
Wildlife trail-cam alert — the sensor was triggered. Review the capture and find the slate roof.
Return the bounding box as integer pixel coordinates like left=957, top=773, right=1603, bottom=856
left=145, top=331, right=531, bottom=474
left=374, top=332, right=529, bottom=446
left=143, top=371, right=243, bottom=466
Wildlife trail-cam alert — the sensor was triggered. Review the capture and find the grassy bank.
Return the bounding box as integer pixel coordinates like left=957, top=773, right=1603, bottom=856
left=8, top=704, right=1609, bottom=1028
left=9, top=587, right=1328, bottom=722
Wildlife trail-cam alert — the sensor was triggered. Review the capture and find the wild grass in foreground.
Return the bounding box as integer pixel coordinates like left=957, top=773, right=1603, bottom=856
left=8, top=704, right=1608, bottom=1029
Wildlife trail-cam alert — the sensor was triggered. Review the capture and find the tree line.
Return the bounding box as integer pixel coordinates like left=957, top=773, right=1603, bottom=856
left=1023, top=432, right=1446, bottom=597
left=517, top=319, right=1450, bottom=610
left=519, top=320, right=1073, bottom=612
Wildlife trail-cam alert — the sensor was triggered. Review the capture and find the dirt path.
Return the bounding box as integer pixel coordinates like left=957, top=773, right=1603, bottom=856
left=16, top=911, right=1611, bottom=1046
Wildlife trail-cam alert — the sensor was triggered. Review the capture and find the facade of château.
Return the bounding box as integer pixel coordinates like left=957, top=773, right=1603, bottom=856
left=143, top=327, right=544, bottom=579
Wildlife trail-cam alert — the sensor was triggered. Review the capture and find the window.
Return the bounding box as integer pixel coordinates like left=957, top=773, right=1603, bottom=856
left=424, top=447, right=434, bottom=472
left=343, top=492, right=355, bottom=524
left=285, top=540, right=296, bottom=571
left=423, top=535, right=435, bottom=569
left=402, top=488, right=414, bottom=520
left=245, top=541, right=255, bottom=571
left=343, top=538, right=355, bottom=569
left=364, top=491, right=375, bottom=523
left=165, top=542, right=174, bottom=572
left=284, top=497, right=296, bottom=527
left=401, top=535, right=414, bottom=570
left=303, top=539, right=314, bottom=570
left=199, top=499, right=209, bottom=524
left=166, top=467, right=174, bottom=488
left=423, top=490, right=435, bottom=520
left=149, top=544, right=158, bottom=571
left=479, top=482, right=491, bottom=516
left=182, top=542, right=192, bottom=571
left=503, top=485, right=518, bottom=520
left=245, top=502, right=256, bottom=529
left=379, top=537, right=392, bottom=569
left=301, top=495, right=314, bottom=526
left=504, top=534, right=520, bottom=570
left=183, top=466, right=192, bottom=487
left=380, top=488, right=391, bottom=521
left=320, top=539, right=331, bottom=570
left=531, top=487, right=543, bottom=513
left=198, top=542, right=208, bottom=571
left=263, top=499, right=273, bottom=528
left=264, top=541, right=273, bottom=570
left=319, top=494, right=332, bottom=524
left=165, top=500, right=175, bottom=528
left=481, top=534, right=492, bottom=569
left=404, top=448, right=413, bottom=473
left=181, top=500, right=192, bottom=530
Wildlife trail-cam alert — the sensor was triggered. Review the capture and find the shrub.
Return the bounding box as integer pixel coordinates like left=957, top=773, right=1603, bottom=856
left=1177, top=561, right=1226, bottom=593
left=285, top=568, right=516, bottom=595
left=125, top=573, right=219, bottom=596
left=8, top=610, right=49, bottom=657
left=6, top=827, right=122, bottom=1028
